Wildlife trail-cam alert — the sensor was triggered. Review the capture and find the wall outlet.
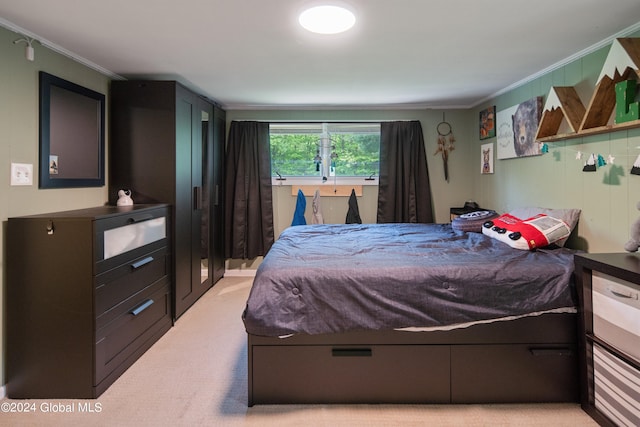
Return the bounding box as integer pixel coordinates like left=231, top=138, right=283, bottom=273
left=11, top=163, right=33, bottom=186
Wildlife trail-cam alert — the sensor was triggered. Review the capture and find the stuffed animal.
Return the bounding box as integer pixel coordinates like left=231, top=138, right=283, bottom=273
left=624, top=201, right=640, bottom=252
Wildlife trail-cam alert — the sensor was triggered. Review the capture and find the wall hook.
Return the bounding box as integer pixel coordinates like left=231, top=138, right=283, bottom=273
left=13, top=36, right=36, bottom=61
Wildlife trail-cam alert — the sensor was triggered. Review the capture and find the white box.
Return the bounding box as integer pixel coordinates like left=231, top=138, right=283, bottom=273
left=592, top=271, right=640, bottom=364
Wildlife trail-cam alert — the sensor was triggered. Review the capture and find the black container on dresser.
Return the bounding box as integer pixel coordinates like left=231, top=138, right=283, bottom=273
left=574, top=253, right=640, bottom=427
left=6, top=204, right=172, bottom=398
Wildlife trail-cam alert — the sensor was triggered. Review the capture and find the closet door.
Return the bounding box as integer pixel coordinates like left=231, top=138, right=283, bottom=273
left=174, top=86, right=197, bottom=318
left=174, top=90, right=214, bottom=318
left=211, top=106, right=226, bottom=283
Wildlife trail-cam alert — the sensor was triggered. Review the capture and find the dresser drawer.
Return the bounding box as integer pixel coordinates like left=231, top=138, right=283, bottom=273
left=95, top=246, right=169, bottom=321
left=592, top=271, right=640, bottom=364
left=95, top=281, right=171, bottom=384
left=593, top=344, right=640, bottom=427
left=94, top=205, right=169, bottom=274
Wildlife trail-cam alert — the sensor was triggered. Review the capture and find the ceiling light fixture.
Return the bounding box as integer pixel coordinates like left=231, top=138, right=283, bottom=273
left=299, top=5, right=356, bottom=35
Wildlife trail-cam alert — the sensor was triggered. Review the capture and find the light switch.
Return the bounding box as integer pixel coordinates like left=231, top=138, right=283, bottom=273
left=11, top=163, right=33, bottom=186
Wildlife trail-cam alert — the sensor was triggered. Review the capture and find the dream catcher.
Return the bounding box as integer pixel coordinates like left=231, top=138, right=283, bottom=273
left=313, top=135, right=339, bottom=182
left=434, top=114, right=455, bottom=182
left=313, top=149, right=322, bottom=171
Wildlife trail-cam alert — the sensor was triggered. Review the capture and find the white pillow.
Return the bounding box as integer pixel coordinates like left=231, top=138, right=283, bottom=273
left=482, top=213, right=571, bottom=250
left=508, top=207, right=580, bottom=247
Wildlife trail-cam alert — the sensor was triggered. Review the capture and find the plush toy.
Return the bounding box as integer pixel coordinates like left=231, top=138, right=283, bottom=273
left=624, top=201, right=640, bottom=252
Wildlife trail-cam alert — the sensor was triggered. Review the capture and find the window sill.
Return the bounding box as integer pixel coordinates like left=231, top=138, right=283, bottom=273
left=272, top=177, right=378, bottom=186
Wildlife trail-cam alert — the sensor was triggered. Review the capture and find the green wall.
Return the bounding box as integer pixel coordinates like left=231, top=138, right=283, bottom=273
left=0, top=25, right=111, bottom=389
left=225, top=109, right=476, bottom=237
left=473, top=28, right=640, bottom=253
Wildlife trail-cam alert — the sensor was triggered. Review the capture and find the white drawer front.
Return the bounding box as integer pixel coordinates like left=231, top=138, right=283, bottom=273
left=594, top=344, right=640, bottom=427
left=592, top=271, right=640, bottom=363
left=103, top=217, right=166, bottom=259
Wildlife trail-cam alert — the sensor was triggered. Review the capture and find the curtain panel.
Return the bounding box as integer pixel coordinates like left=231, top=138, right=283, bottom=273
left=377, top=120, right=434, bottom=223
left=224, top=121, right=275, bottom=259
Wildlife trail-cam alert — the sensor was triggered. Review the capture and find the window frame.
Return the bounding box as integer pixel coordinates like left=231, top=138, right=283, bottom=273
left=269, top=121, right=381, bottom=186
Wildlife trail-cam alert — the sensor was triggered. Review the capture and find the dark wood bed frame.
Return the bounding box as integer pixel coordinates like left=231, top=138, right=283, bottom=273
left=247, top=312, right=579, bottom=406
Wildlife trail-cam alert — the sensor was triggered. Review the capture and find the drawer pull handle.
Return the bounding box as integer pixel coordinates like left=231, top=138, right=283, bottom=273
left=529, top=348, right=573, bottom=357
left=131, top=256, right=154, bottom=269
left=332, top=348, right=372, bottom=357
left=608, top=286, right=638, bottom=300
left=128, top=214, right=154, bottom=224
left=130, top=299, right=154, bottom=316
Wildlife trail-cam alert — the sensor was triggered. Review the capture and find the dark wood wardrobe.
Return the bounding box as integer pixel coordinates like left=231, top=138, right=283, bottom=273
left=109, top=81, right=225, bottom=319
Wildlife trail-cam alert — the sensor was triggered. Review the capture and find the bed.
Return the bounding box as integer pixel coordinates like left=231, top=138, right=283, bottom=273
left=243, top=219, right=580, bottom=406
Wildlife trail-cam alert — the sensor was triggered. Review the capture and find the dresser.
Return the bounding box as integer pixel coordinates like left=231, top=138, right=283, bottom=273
left=574, top=253, right=640, bottom=427
left=6, top=204, right=172, bottom=398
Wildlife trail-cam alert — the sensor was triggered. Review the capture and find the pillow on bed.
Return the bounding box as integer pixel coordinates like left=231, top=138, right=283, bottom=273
left=481, top=213, right=571, bottom=250
left=508, top=207, right=580, bottom=247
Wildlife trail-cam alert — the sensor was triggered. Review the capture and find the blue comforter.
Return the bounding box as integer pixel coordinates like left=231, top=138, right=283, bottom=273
left=242, top=223, right=577, bottom=336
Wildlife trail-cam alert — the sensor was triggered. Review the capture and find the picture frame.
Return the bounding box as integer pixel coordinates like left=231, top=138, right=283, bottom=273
left=479, top=106, right=495, bottom=140
left=496, top=96, right=543, bottom=160
left=39, top=71, right=105, bottom=188
left=481, top=143, right=494, bottom=174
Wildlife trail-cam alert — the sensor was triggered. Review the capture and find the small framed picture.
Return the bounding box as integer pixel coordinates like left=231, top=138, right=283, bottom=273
left=481, top=143, right=494, bottom=174
left=49, top=155, right=59, bottom=175
left=479, top=106, right=496, bottom=140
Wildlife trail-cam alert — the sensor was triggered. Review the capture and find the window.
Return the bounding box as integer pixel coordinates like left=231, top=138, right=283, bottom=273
left=270, top=122, right=380, bottom=183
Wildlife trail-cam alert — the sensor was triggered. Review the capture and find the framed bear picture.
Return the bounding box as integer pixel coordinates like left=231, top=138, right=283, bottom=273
left=496, top=97, right=543, bottom=159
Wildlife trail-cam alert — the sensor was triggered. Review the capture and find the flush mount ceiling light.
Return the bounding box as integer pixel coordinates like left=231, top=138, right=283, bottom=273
left=299, top=5, right=356, bottom=34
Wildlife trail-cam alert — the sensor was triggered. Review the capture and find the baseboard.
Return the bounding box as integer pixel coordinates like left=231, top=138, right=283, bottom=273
left=0, top=384, right=6, bottom=399
left=224, top=269, right=257, bottom=277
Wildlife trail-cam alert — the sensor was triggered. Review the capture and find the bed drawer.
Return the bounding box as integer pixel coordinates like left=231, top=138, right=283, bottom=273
left=450, top=344, right=578, bottom=403
left=95, top=281, right=171, bottom=385
left=251, top=344, right=450, bottom=404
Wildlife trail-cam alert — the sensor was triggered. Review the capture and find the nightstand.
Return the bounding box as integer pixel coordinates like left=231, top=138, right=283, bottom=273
left=574, top=253, right=640, bottom=427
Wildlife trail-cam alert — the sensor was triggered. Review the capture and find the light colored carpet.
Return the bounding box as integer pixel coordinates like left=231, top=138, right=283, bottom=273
left=1, top=276, right=597, bottom=426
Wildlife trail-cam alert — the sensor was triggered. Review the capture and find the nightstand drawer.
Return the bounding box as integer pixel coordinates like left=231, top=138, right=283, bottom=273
left=95, top=246, right=169, bottom=318
left=592, top=271, right=640, bottom=364
left=95, top=282, right=171, bottom=384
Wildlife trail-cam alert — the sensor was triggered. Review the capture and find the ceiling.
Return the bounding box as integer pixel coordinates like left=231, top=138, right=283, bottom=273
left=1, top=1, right=640, bottom=110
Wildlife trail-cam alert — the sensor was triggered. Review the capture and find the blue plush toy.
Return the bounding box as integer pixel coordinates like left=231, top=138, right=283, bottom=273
left=624, top=201, right=640, bottom=252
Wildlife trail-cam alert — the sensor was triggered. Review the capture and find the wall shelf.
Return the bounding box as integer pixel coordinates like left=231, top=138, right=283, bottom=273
left=292, top=185, right=362, bottom=197
left=537, top=117, right=640, bottom=143
left=535, top=38, right=640, bottom=143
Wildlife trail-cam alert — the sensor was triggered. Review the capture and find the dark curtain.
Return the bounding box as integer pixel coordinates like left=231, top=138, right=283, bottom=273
left=224, top=121, right=274, bottom=259
left=377, top=120, right=434, bottom=223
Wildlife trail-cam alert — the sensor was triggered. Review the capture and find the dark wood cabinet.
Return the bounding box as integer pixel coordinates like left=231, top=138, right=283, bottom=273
left=574, top=253, right=640, bottom=427
left=6, top=204, right=172, bottom=398
left=109, top=81, right=225, bottom=319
